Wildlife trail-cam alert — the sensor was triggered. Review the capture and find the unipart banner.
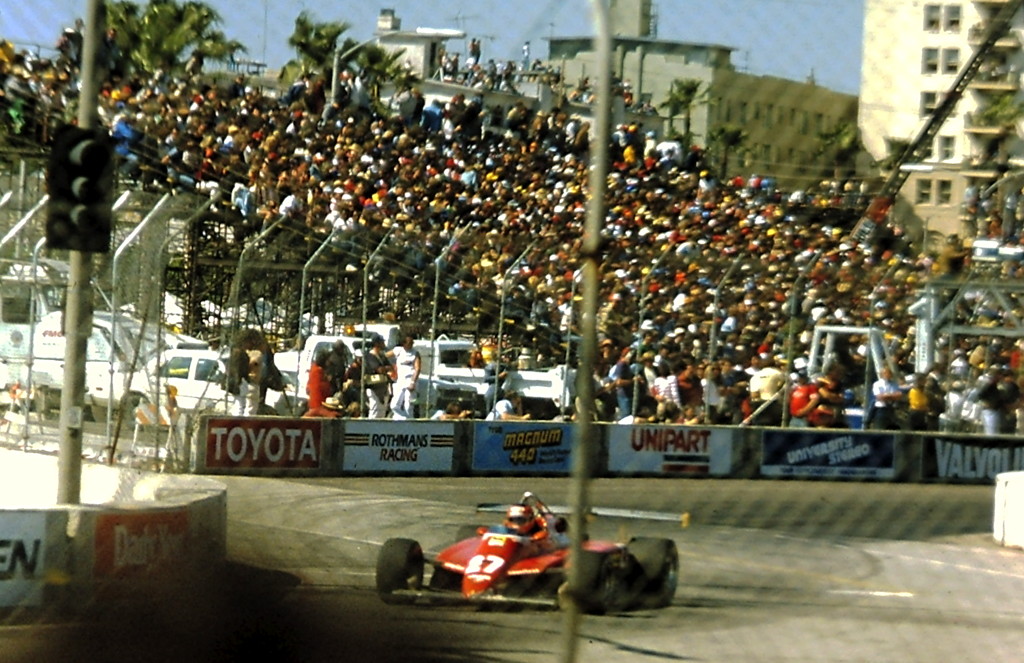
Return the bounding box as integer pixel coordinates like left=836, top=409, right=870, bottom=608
left=472, top=422, right=574, bottom=473
left=922, top=437, right=1024, bottom=483
left=762, top=430, right=896, bottom=479
left=607, top=425, right=734, bottom=475
left=342, top=420, right=455, bottom=472
left=205, top=417, right=324, bottom=470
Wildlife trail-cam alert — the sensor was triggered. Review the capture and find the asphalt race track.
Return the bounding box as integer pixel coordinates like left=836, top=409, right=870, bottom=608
left=4, top=475, right=1024, bottom=662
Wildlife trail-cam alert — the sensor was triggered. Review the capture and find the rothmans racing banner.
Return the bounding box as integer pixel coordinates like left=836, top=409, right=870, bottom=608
left=607, top=425, right=734, bottom=476
left=343, top=420, right=455, bottom=472
left=762, top=430, right=895, bottom=479
left=472, top=421, right=574, bottom=473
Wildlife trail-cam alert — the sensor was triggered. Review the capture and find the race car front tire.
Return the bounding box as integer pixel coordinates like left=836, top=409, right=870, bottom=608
left=626, top=537, right=679, bottom=609
left=574, top=549, right=627, bottom=615
left=376, top=538, right=424, bottom=604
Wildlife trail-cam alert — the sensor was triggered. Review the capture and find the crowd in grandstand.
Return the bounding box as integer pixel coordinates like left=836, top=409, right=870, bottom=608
left=2, top=25, right=1024, bottom=431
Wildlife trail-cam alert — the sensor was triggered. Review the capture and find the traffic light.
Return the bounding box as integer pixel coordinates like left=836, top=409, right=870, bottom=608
left=46, top=123, right=115, bottom=253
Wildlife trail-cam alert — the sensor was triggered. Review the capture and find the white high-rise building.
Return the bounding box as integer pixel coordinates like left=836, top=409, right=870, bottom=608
left=860, top=0, right=1024, bottom=239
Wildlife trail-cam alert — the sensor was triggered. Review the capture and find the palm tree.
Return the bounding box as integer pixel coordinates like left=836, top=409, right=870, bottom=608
left=106, top=0, right=245, bottom=76
left=354, top=44, right=419, bottom=114
left=815, top=120, right=862, bottom=180
left=657, top=78, right=706, bottom=143
left=877, top=137, right=912, bottom=174
left=707, top=124, right=747, bottom=180
left=280, top=11, right=352, bottom=83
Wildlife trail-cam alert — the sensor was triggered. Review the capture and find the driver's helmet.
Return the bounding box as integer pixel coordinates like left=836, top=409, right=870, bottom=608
left=504, top=504, right=536, bottom=535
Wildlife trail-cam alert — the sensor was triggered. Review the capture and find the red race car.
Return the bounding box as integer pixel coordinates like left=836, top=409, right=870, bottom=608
left=375, top=492, right=678, bottom=613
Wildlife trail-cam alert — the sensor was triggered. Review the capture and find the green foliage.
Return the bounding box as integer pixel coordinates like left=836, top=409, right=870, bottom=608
left=106, top=0, right=245, bottom=76
left=280, top=11, right=352, bottom=82
left=658, top=78, right=706, bottom=143
left=707, top=124, right=747, bottom=179
left=977, top=92, right=1024, bottom=129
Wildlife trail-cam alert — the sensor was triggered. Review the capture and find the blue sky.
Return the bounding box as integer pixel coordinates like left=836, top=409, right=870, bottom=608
left=2, top=0, right=864, bottom=94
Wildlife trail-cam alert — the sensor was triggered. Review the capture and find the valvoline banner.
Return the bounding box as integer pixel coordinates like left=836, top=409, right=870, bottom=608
left=761, top=430, right=895, bottom=479
left=472, top=421, right=574, bottom=473
left=922, top=437, right=1024, bottom=483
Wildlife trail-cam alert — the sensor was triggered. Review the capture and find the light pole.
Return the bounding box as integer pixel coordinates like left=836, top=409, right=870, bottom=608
left=298, top=227, right=341, bottom=344
left=224, top=214, right=286, bottom=351
left=429, top=224, right=469, bottom=408
left=562, top=269, right=582, bottom=410
left=706, top=254, right=744, bottom=364
left=494, top=240, right=538, bottom=404
left=359, top=226, right=395, bottom=415
left=781, top=250, right=821, bottom=427
left=632, top=243, right=674, bottom=417
left=107, top=192, right=170, bottom=440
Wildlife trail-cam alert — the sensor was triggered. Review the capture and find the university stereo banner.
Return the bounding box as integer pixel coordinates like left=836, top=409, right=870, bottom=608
left=762, top=430, right=896, bottom=479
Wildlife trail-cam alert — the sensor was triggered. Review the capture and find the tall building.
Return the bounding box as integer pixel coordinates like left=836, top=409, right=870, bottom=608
left=860, top=0, right=1024, bottom=239
left=550, top=0, right=858, bottom=190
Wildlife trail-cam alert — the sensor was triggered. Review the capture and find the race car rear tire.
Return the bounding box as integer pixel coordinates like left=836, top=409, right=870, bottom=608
left=627, top=537, right=678, bottom=609
left=376, top=538, right=424, bottom=604
left=574, top=549, right=626, bottom=615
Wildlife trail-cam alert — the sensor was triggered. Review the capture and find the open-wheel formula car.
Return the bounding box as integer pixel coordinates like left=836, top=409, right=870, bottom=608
left=375, top=492, right=678, bottom=613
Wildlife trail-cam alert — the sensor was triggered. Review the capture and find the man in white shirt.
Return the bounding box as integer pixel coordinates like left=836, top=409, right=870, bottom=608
left=869, top=365, right=904, bottom=430
left=390, top=335, right=421, bottom=419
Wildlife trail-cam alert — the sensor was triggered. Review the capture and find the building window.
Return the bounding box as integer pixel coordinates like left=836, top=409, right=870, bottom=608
left=924, top=4, right=941, bottom=31
left=923, top=48, right=939, bottom=74
left=916, top=179, right=933, bottom=204
left=921, top=91, right=938, bottom=116
left=942, top=48, right=960, bottom=75
left=944, top=5, right=961, bottom=32
left=938, top=135, right=955, bottom=160
left=938, top=179, right=953, bottom=204
left=765, top=103, right=774, bottom=129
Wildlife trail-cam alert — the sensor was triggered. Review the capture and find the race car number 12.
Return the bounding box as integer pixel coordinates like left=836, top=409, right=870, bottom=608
left=509, top=447, right=537, bottom=465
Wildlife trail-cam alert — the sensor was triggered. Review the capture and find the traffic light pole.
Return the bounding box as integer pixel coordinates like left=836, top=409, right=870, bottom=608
left=58, top=0, right=103, bottom=504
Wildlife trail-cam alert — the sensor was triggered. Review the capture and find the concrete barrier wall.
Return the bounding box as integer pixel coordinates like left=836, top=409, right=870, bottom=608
left=188, top=415, right=1024, bottom=552
left=994, top=471, right=1024, bottom=550
left=0, top=449, right=227, bottom=613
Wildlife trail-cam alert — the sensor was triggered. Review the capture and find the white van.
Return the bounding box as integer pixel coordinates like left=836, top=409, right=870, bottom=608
left=31, top=310, right=208, bottom=421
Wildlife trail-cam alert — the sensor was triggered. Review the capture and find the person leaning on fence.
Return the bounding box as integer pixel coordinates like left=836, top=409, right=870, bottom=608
left=363, top=335, right=393, bottom=418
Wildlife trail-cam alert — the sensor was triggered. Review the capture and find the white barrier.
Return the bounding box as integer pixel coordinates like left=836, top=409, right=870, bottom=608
left=0, top=449, right=226, bottom=611
left=994, top=471, right=1024, bottom=550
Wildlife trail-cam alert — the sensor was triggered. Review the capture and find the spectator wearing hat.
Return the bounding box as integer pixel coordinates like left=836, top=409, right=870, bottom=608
left=303, top=395, right=343, bottom=418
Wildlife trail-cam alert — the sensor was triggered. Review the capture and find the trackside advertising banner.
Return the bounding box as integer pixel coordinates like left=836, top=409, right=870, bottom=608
left=922, top=436, right=1024, bottom=483
left=204, top=417, right=324, bottom=471
left=94, top=510, right=190, bottom=580
left=607, top=425, right=734, bottom=475
left=342, top=420, right=456, bottom=472
left=762, top=430, right=895, bottom=479
left=0, top=511, right=47, bottom=607
left=472, top=421, right=574, bottom=473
